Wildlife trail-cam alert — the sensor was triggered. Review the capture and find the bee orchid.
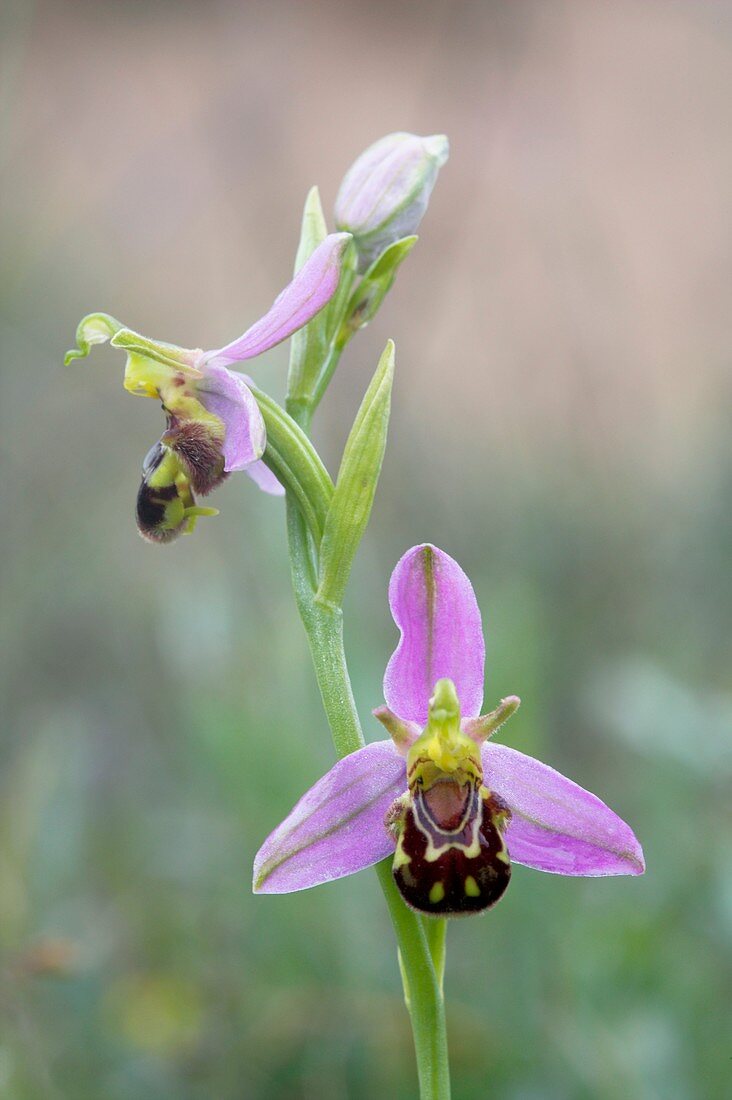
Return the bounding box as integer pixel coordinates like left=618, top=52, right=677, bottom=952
left=66, top=233, right=351, bottom=542
left=254, top=544, right=645, bottom=917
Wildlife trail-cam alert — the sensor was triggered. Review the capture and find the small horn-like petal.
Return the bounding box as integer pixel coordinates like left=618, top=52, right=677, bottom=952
left=253, top=741, right=405, bottom=894
left=483, top=744, right=645, bottom=876
left=463, top=696, right=521, bottom=744
left=208, top=233, right=351, bottom=365
left=383, top=544, right=485, bottom=726
left=372, top=706, right=421, bottom=755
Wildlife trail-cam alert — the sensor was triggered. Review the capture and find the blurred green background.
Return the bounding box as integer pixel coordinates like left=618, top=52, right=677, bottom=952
left=1, top=1, right=730, bottom=1097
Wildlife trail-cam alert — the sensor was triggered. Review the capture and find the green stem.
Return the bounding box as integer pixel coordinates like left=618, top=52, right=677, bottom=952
left=310, top=343, right=344, bottom=411
left=286, top=342, right=344, bottom=425
left=285, top=496, right=363, bottom=759
left=423, top=917, right=447, bottom=995
left=283, top=445, right=451, bottom=1098
left=376, top=864, right=450, bottom=1099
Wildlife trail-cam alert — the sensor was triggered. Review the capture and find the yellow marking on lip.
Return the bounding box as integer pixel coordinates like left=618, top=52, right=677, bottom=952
left=429, top=882, right=445, bottom=904
left=464, top=875, right=480, bottom=897
left=393, top=836, right=411, bottom=872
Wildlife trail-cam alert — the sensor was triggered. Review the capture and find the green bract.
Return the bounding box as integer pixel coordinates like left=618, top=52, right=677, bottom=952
left=339, top=235, right=418, bottom=342
left=317, top=340, right=395, bottom=608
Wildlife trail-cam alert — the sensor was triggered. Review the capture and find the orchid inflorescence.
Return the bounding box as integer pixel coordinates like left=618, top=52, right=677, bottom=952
left=68, top=131, right=643, bottom=1098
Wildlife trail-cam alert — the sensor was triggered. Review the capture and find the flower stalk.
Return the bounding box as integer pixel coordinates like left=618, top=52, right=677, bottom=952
left=280, top=188, right=451, bottom=1094
left=283, top=493, right=451, bottom=1099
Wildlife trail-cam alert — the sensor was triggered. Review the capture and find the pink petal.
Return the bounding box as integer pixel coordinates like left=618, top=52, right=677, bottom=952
left=207, top=233, right=351, bottom=365
left=245, top=459, right=285, bottom=496
left=196, top=362, right=266, bottom=472
left=383, top=544, right=485, bottom=726
left=253, top=741, right=404, bottom=894
left=484, top=744, right=645, bottom=876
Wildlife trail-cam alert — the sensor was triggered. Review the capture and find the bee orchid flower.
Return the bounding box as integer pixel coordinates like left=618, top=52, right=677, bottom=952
left=254, top=544, right=645, bottom=917
left=65, top=233, right=351, bottom=542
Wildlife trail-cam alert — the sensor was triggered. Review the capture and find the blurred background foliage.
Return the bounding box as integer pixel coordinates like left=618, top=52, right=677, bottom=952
left=1, top=1, right=730, bottom=1097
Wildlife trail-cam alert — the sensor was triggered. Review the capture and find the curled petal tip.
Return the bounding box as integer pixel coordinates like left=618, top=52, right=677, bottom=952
left=65, top=313, right=122, bottom=364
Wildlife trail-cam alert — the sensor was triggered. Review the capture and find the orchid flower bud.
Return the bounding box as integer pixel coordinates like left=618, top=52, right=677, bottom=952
left=335, top=132, right=449, bottom=271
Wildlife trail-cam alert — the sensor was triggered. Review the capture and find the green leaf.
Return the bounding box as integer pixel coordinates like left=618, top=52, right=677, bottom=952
left=337, top=236, right=418, bottom=344
left=316, top=340, right=395, bottom=608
